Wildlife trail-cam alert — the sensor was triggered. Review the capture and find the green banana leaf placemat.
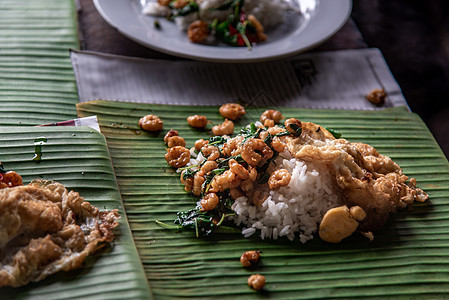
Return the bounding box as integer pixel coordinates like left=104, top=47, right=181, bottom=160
left=78, top=100, right=449, bottom=299
left=0, top=0, right=79, bottom=125
left=0, top=126, right=151, bottom=299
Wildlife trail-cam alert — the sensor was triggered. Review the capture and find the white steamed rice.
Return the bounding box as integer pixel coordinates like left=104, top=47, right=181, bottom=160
left=232, top=153, right=342, bottom=244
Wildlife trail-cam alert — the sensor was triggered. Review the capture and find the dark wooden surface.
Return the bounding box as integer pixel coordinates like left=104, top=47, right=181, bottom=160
left=76, top=0, right=449, bottom=158
left=352, top=0, right=449, bottom=159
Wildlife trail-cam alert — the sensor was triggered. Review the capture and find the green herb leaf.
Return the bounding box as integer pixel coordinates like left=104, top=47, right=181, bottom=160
left=169, top=1, right=199, bottom=19
left=32, top=136, right=47, bottom=162
left=182, top=168, right=198, bottom=180
left=325, top=127, right=342, bottom=139
left=289, top=123, right=302, bottom=136
left=250, top=123, right=257, bottom=134
left=236, top=20, right=252, bottom=50
left=257, top=172, right=270, bottom=184
left=211, top=168, right=226, bottom=175
left=174, top=207, right=215, bottom=237
left=263, top=132, right=273, bottom=145
left=209, top=135, right=227, bottom=146
left=274, top=131, right=291, bottom=137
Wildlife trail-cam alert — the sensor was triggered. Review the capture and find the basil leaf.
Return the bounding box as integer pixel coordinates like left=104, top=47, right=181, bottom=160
left=325, top=128, right=342, bottom=139
left=183, top=168, right=199, bottom=180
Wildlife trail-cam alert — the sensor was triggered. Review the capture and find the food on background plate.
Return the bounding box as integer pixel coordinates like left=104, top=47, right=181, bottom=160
left=0, top=176, right=120, bottom=287
left=160, top=107, right=428, bottom=244
left=142, top=0, right=295, bottom=48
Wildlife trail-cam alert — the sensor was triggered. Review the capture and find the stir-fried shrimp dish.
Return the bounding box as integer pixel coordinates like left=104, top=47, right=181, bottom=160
left=160, top=107, right=429, bottom=244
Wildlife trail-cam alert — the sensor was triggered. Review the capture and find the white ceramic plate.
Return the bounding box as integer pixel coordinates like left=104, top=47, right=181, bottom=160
left=93, top=0, right=352, bottom=63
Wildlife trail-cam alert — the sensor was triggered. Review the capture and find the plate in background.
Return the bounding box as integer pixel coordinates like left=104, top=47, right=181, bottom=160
left=93, top=0, right=352, bottom=62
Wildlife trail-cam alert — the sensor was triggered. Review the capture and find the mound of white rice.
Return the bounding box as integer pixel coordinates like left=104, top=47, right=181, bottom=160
left=232, top=154, right=342, bottom=244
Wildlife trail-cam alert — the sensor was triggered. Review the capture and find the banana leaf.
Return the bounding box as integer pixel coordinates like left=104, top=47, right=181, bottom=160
left=0, top=0, right=79, bottom=125
left=78, top=100, right=449, bottom=299
left=0, top=126, right=151, bottom=299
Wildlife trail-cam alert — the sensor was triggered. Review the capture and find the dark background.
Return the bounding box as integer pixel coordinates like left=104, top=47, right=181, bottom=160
left=352, top=0, right=449, bottom=158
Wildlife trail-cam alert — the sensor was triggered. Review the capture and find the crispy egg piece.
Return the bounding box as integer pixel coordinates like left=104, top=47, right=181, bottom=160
left=0, top=179, right=119, bottom=287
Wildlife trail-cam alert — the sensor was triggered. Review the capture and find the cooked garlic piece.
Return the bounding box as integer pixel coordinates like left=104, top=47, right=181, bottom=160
left=319, top=205, right=366, bottom=243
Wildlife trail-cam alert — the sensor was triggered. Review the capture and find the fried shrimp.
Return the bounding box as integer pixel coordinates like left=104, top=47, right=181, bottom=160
left=267, top=126, right=286, bottom=135
left=164, top=146, right=190, bottom=168
left=258, top=130, right=269, bottom=141
left=210, top=170, right=240, bottom=192
left=212, top=119, right=234, bottom=136
left=263, top=119, right=275, bottom=127
left=366, top=88, right=386, bottom=106
left=194, top=139, right=208, bottom=151
left=166, top=136, right=186, bottom=148
left=270, top=136, right=285, bottom=153
left=187, top=115, right=209, bottom=128
left=157, top=0, right=171, bottom=6
left=201, top=161, right=218, bottom=174
left=247, top=166, right=258, bottom=182
left=229, top=159, right=249, bottom=180
left=260, top=109, right=283, bottom=126
left=180, top=170, right=193, bottom=192
left=200, top=193, right=219, bottom=211
left=201, top=145, right=220, bottom=161
left=164, top=129, right=185, bottom=148
left=268, top=169, right=291, bottom=190
left=219, top=103, right=246, bottom=120
left=248, top=274, right=266, bottom=290
left=139, top=114, right=163, bottom=132
left=222, top=136, right=243, bottom=156
left=285, top=118, right=302, bottom=134
left=164, top=129, right=179, bottom=144
left=192, top=170, right=205, bottom=196
left=240, top=179, right=254, bottom=193
left=248, top=14, right=267, bottom=42
left=188, top=20, right=210, bottom=43
left=240, top=250, right=261, bottom=268
left=241, top=138, right=273, bottom=166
